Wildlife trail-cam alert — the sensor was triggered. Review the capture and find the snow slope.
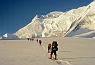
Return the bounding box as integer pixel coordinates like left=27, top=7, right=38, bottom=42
left=0, top=37, right=95, bottom=65
left=12, top=1, right=95, bottom=39
left=66, top=1, right=95, bottom=38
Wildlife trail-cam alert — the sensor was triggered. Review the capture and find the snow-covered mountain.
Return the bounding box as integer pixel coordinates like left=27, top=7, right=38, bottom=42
left=14, top=1, right=95, bottom=39
left=1, top=33, right=19, bottom=40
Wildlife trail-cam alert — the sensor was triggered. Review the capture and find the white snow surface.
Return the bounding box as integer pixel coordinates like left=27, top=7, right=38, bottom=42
left=0, top=37, right=95, bottom=65
left=13, top=1, right=95, bottom=39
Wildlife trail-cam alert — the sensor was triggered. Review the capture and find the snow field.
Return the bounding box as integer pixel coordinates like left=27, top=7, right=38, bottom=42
left=0, top=37, right=95, bottom=65
left=0, top=40, right=57, bottom=65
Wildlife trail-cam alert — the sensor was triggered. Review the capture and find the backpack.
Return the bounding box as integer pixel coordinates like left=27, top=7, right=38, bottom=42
left=39, top=40, right=42, bottom=43
left=52, top=41, right=58, bottom=51
left=48, top=44, right=51, bottom=47
left=52, top=41, right=58, bottom=47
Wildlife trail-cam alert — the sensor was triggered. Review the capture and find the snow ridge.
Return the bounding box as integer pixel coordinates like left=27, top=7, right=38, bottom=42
left=1, top=1, right=95, bottom=39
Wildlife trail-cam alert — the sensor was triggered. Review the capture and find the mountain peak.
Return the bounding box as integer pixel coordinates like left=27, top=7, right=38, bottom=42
left=0, top=33, right=19, bottom=40
left=13, top=1, right=95, bottom=39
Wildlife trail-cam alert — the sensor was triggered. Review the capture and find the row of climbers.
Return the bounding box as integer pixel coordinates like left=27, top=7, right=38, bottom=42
left=29, top=38, right=58, bottom=60
left=27, top=38, right=42, bottom=46
left=27, top=38, right=34, bottom=41
left=36, top=39, right=42, bottom=45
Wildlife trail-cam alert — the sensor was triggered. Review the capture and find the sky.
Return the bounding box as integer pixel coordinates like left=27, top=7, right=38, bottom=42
left=0, top=0, right=94, bottom=36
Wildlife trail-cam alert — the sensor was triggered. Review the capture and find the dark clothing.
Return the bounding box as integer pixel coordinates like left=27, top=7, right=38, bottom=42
left=51, top=50, right=56, bottom=55
left=50, top=41, right=58, bottom=59
left=37, top=39, right=38, bottom=43
left=48, top=44, right=51, bottom=53
left=48, top=46, right=51, bottom=50
left=39, top=40, right=42, bottom=45
left=51, top=41, right=58, bottom=52
left=48, top=44, right=51, bottom=50
left=52, top=47, right=58, bottom=51
left=51, top=46, right=58, bottom=55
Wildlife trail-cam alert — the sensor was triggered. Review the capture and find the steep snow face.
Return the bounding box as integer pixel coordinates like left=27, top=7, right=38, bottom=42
left=14, top=11, right=74, bottom=38
left=66, top=16, right=95, bottom=38
left=66, top=1, right=95, bottom=38
left=14, top=1, right=95, bottom=38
